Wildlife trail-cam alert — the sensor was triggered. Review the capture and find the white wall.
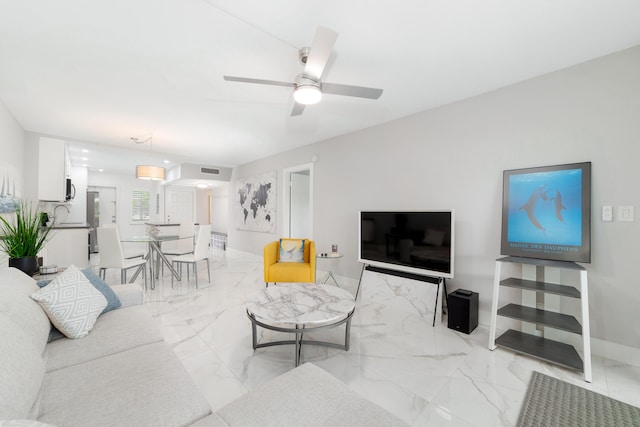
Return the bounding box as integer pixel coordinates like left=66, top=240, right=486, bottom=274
left=229, top=45, right=640, bottom=352
left=210, top=184, right=229, bottom=234
left=0, top=100, right=25, bottom=267
left=0, top=101, right=24, bottom=187
left=290, top=171, right=311, bottom=238
left=195, top=188, right=211, bottom=225
left=89, top=171, right=162, bottom=238
left=23, top=132, right=41, bottom=201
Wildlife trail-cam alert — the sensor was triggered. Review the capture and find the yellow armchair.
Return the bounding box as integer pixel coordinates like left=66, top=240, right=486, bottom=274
left=264, top=239, right=316, bottom=286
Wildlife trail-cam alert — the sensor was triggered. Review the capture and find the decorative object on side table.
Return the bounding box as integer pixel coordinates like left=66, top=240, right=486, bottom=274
left=146, top=224, right=160, bottom=239
left=39, top=264, right=59, bottom=275
left=0, top=200, right=52, bottom=275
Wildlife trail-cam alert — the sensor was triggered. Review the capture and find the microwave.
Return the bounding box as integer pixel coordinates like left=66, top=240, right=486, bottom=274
left=65, top=178, right=76, bottom=201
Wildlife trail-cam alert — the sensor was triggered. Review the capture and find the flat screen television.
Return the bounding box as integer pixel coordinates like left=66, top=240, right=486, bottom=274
left=501, top=162, right=591, bottom=263
left=358, top=211, right=455, bottom=279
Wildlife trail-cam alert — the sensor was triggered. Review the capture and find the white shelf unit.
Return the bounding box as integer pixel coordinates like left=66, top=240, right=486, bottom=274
left=488, top=256, right=592, bottom=382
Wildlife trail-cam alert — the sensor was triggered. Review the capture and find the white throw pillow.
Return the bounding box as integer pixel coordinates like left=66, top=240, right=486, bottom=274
left=31, top=265, right=107, bottom=339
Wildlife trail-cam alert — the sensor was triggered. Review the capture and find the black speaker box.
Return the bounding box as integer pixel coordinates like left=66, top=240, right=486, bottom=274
left=447, top=289, right=478, bottom=334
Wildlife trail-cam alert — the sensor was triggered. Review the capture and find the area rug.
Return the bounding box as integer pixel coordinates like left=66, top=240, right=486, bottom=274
left=517, top=371, right=640, bottom=427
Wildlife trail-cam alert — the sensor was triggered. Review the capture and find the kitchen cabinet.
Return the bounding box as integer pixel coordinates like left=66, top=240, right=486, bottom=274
left=44, top=226, right=90, bottom=269
left=38, top=137, right=68, bottom=201
left=0, top=248, right=7, bottom=269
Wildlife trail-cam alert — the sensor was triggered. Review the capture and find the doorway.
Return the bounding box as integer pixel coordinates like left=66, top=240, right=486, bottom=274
left=165, top=186, right=195, bottom=224
left=282, top=163, right=313, bottom=239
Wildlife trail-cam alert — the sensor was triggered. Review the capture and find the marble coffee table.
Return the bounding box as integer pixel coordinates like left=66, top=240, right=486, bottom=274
left=246, top=283, right=356, bottom=366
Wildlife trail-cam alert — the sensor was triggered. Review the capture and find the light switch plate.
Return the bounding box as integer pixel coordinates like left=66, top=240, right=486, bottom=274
left=618, top=206, right=634, bottom=222
left=602, top=205, right=613, bottom=222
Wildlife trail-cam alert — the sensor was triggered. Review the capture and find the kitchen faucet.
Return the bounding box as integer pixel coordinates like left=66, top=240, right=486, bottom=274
left=52, top=204, right=70, bottom=225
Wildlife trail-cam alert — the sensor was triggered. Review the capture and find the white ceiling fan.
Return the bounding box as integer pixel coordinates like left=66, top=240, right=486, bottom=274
left=223, top=26, right=383, bottom=116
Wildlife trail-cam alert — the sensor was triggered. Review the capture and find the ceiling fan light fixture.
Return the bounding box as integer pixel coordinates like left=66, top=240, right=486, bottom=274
left=294, top=85, right=322, bottom=105
left=223, top=27, right=383, bottom=116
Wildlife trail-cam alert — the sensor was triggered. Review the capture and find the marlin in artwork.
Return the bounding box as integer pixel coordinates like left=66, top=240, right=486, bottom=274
left=554, top=190, right=566, bottom=222
left=520, top=186, right=546, bottom=232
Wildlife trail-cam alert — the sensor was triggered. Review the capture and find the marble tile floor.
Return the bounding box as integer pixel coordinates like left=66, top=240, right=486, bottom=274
left=91, top=249, right=640, bottom=426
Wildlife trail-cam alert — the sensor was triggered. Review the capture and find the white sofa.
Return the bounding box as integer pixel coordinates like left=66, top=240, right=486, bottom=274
left=0, top=267, right=211, bottom=426
left=0, top=267, right=406, bottom=427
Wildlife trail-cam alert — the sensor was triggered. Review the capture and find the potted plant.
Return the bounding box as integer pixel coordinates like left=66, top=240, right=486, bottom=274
left=0, top=200, right=51, bottom=275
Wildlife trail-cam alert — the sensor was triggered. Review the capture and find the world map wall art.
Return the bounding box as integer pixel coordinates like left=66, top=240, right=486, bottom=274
left=236, top=171, right=276, bottom=233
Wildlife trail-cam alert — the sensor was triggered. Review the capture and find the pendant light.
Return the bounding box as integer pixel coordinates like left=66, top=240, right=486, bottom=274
left=132, top=135, right=166, bottom=181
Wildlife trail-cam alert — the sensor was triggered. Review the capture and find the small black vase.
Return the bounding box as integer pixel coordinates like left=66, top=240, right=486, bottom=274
left=9, top=256, right=39, bottom=276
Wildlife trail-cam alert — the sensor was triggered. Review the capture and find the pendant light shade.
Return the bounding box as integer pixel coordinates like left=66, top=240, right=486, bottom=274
left=132, top=134, right=165, bottom=181
left=136, top=165, right=166, bottom=180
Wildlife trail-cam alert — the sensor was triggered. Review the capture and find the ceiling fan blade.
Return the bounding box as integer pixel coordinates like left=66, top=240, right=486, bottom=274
left=304, top=26, right=338, bottom=80
left=322, top=82, right=383, bottom=100
left=223, top=75, right=295, bottom=88
left=291, top=102, right=306, bottom=116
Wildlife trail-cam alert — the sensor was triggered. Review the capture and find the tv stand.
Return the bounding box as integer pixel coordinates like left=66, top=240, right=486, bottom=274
left=488, top=257, right=592, bottom=382
left=356, top=264, right=447, bottom=326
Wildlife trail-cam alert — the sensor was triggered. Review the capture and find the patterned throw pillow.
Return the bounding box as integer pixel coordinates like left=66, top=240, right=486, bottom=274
left=31, top=265, right=107, bottom=339
left=37, top=268, right=121, bottom=315
left=278, top=239, right=305, bottom=263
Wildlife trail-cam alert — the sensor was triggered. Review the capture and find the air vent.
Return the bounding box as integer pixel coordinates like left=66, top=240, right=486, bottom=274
left=164, top=163, right=231, bottom=184
left=200, top=167, right=220, bottom=175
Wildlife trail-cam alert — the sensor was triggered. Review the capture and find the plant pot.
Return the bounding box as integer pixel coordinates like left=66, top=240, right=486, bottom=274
left=9, top=256, right=39, bottom=276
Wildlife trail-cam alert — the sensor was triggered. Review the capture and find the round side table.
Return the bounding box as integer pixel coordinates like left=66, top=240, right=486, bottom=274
left=316, top=252, right=343, bottom=286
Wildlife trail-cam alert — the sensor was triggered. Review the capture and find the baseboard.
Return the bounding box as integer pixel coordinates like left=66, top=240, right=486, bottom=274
left=589, top=337, right=640, bottom=368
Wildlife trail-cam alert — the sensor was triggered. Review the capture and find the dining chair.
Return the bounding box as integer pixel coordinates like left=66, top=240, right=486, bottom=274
left=97, top=226, right=148, bottom=289
left=162, top=222, right=195, bottom=256
left=171, top=224, right=211, bottom=289
left=101, top=223, right=146, bottom=260
left=158, top=222, right=195, bottom=277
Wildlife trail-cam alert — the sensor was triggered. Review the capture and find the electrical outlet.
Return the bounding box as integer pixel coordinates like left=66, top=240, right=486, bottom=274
left=602, top=205, right=613, bottom=222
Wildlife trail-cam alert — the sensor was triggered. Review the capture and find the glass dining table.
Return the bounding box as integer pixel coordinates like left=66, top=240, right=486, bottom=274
left=121, top=234, right=193, bottom=290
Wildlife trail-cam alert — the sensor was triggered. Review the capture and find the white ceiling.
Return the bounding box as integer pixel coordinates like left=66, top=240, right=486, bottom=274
left=1, top=1, right=640, bottom=175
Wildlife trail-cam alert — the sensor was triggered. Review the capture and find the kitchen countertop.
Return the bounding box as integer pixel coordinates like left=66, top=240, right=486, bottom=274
left=49, top=223, right=90, bottom=229
left=145, top=222, right=200, bottom=227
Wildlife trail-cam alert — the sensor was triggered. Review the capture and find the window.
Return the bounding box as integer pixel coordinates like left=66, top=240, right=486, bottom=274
left=131, top=190, right=150, bottom=222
